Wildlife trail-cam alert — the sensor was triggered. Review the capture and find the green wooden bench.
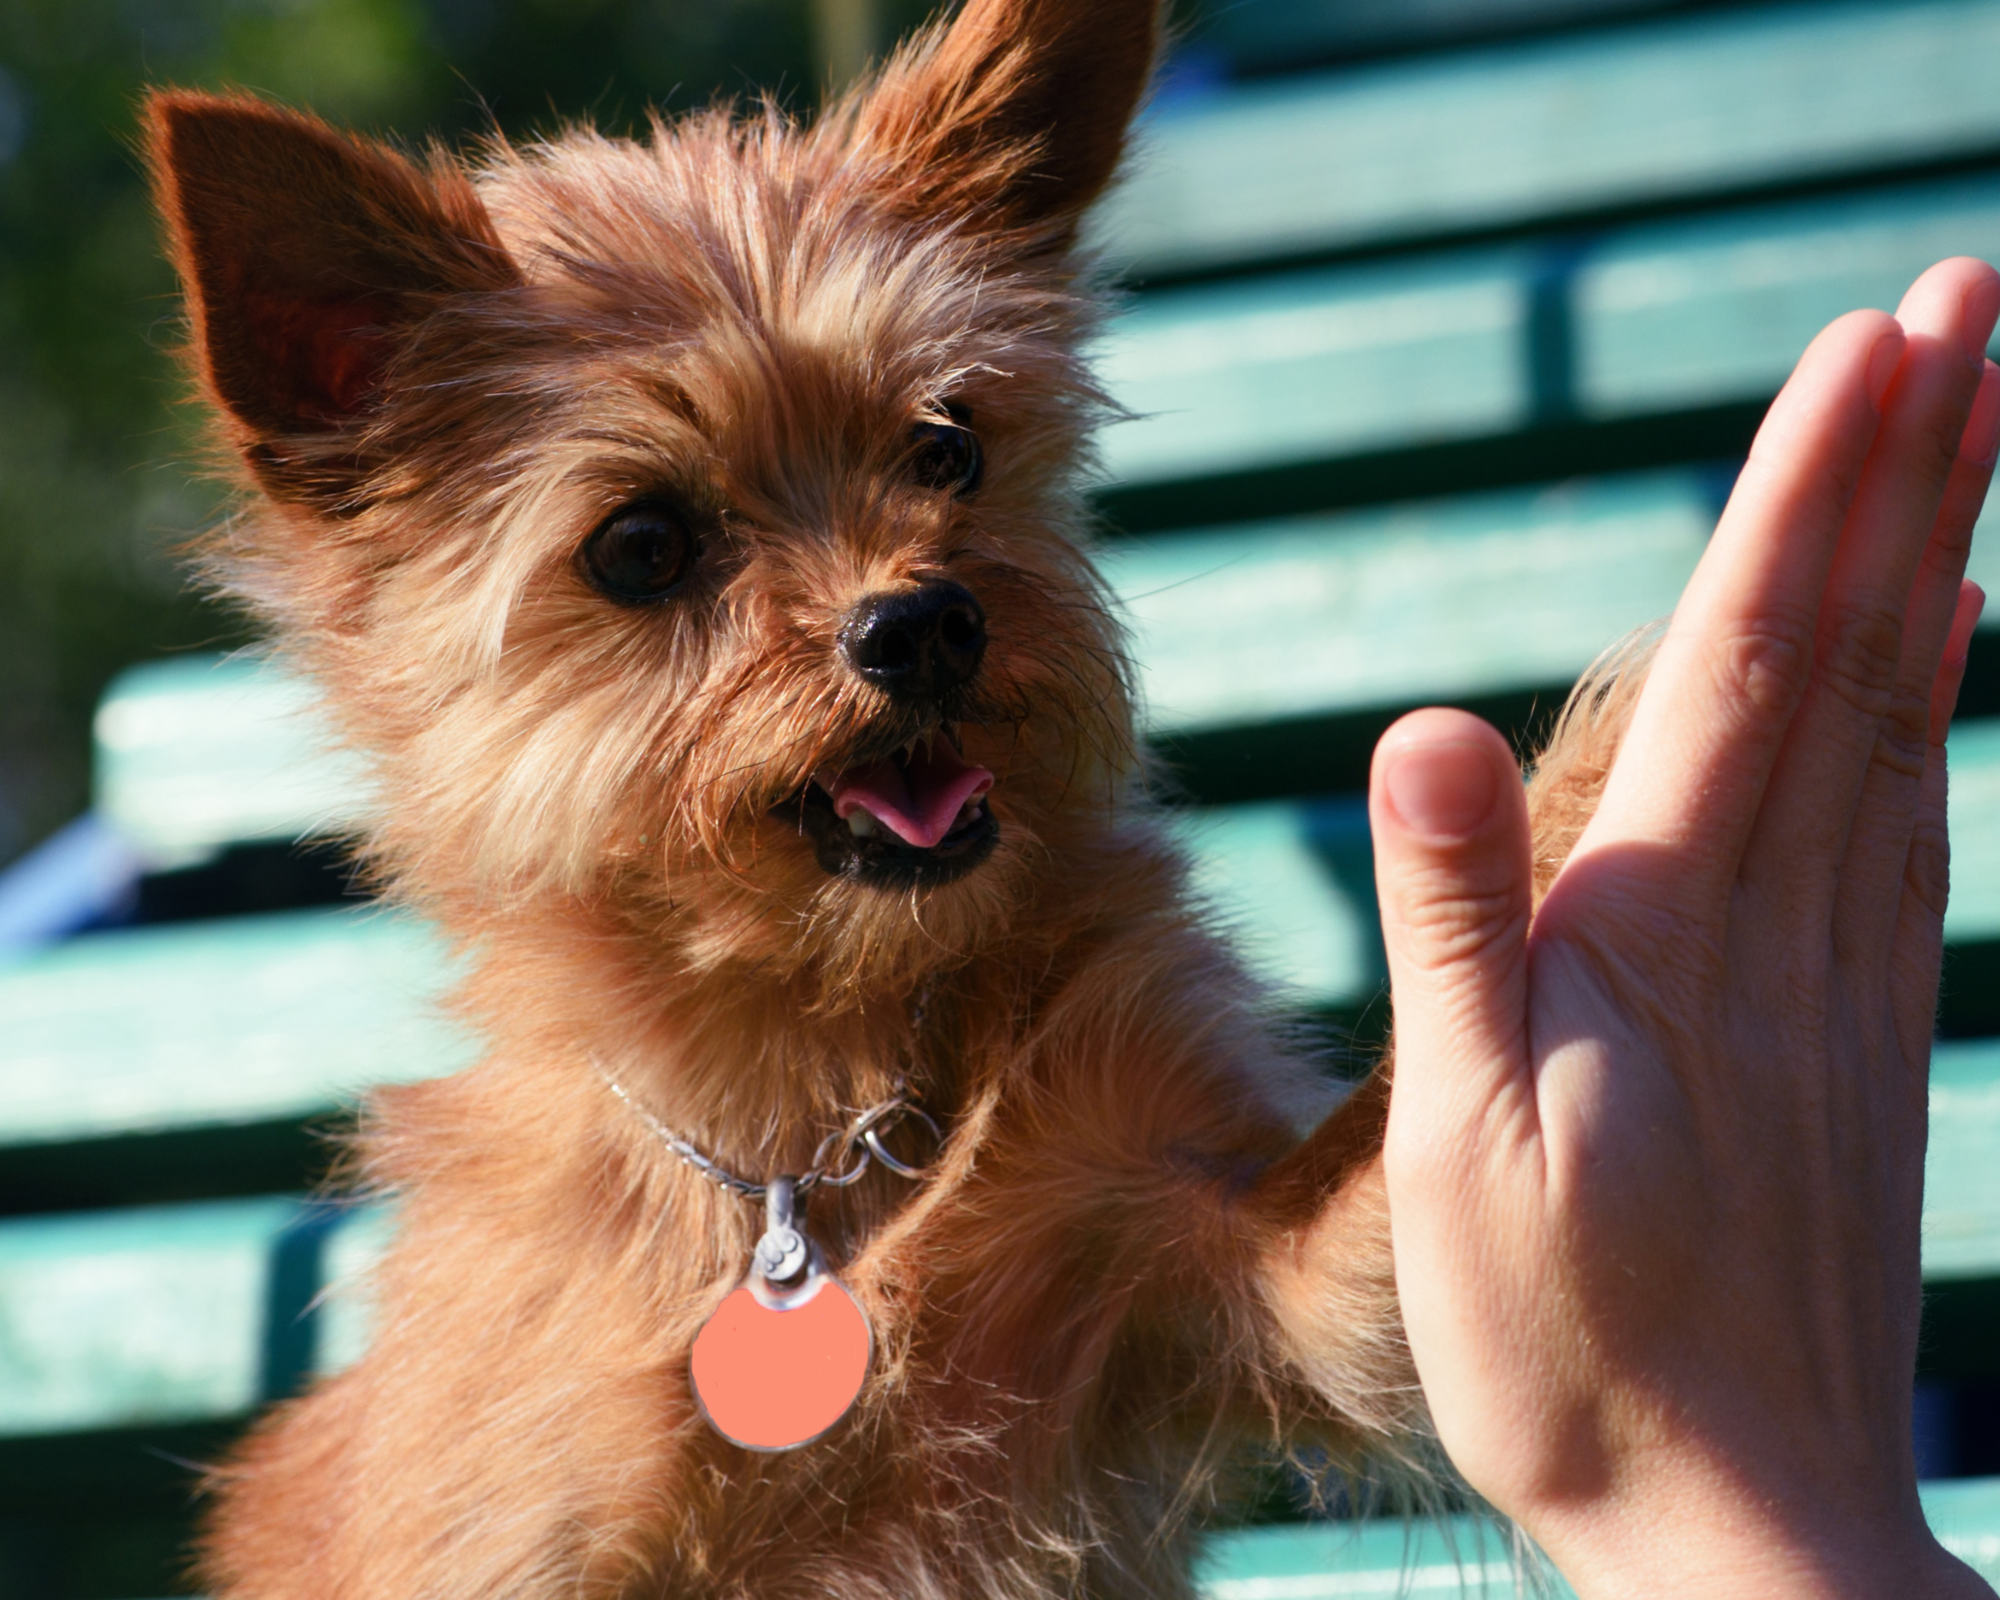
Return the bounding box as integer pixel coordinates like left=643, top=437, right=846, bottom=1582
left=1575, top=177, right=2000, bottom=420
left=1098, top=174, right=2000, bottom=494
left=1104, top=0, right=2000, bottom=277
left=91, top=655, right=366, bottom=873
left=0, top=909, right=471, bottom=1150
left=6, top=1023, right=2000, bottom=1440
left=1192, top=0, right=1663, bottom=78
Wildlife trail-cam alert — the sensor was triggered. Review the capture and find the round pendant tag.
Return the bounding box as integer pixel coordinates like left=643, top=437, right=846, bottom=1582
left=690, top=1271, right=872, bottom=1451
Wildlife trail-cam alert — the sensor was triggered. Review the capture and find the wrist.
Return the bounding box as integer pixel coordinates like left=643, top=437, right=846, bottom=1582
left=1517, top=1469, right=1992, bottom=1599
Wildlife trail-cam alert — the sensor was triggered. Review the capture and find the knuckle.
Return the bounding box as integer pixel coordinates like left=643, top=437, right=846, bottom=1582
left=1711, top=612, right=1815, bottom=721
left=1814, top=599, right=1905, bottom=717
left=1393, top=869, right=1527, bottom=967
left=1759, top=947, right=1832, bottom=1041
left=1742, top=431, right=1866, bottom=523
left=1910, top=396, right=1969, bottom=487
left=1869, top=688, right=1933, bottom=784
left=1922, top=506, right=1977, bottom=570
left=1903, top=816, right=1952, bottom=923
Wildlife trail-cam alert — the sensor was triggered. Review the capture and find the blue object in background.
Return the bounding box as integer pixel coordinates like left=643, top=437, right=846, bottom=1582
left=0, top=815, right=142, bottom=960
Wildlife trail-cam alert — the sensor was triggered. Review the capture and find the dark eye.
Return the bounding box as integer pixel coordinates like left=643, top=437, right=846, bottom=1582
left=909, top=406, right=983, bottom=497
left=578, top=499, right=699, bottom=605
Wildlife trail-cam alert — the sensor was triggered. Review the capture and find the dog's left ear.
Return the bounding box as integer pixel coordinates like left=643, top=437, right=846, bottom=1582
left=850, top=0, right=1160, bottom=242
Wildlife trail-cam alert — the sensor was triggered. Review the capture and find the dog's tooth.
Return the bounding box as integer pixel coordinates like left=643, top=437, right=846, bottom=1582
left=900, top=737, right=917, bottom=762
left=846, top=810, right=881, bottom=839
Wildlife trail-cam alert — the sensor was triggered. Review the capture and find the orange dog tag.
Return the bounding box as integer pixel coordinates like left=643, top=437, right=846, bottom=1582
left=690, top=1177, right=872, bottom=1451
left=691, top=1274, right=872, bottom=1450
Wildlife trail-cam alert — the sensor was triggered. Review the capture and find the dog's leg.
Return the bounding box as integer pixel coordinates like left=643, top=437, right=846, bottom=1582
left=1241, top=634, right=1660, bottom=1443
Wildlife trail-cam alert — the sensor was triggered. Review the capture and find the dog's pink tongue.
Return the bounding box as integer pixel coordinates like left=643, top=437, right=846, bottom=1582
left=824, top=739, right=993, bottom=849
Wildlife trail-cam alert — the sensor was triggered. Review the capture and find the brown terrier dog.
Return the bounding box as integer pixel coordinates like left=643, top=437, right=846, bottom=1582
left=145, top=0, right=1624, bottom=1593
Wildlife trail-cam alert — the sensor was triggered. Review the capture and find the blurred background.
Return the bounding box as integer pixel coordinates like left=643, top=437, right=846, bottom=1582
left=10, top=0, right=2000, bottom=1594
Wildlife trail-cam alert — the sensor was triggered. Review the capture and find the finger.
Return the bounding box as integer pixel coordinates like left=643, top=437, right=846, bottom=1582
left=1910, top=367, right=2000, bottom=707
left=1890, top=582, right=1986, bottom=1063
left=1931, top=581, right=1988, bottom=746
left=1372, top=710, right=1536, bottom=1154
left=1568, top=310, right=1900, bottom=911
left=1748, top=260, right=1998, bottom=926
left=1836, top=360, right=2000, bottom=961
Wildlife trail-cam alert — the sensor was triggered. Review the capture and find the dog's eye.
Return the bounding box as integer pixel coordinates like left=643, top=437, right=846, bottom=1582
left=909, top=410, right=983, bottom=498
left=579, top=500, right=700, bottom=605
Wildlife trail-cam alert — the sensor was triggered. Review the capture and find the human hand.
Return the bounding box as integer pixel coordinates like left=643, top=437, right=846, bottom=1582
left=1371, top=258, right=2000, bottom=1597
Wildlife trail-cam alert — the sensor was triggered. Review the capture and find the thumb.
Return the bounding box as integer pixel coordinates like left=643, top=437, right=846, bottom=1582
left=1370, top=710, right=1535, bottom=1136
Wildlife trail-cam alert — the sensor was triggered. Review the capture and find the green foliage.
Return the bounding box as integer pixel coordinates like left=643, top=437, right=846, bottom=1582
left=0, top=0, right=855, bottom=865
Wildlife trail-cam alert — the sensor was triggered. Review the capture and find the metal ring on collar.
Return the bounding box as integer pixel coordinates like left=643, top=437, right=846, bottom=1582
left=862, top=1105, right=943, bottom=1178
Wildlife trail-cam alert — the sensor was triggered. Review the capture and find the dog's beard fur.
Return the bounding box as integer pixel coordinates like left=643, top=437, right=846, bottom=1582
left=143, top=2, right=1641, bottom=1594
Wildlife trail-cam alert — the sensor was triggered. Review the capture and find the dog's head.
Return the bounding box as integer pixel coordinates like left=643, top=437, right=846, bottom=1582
left=146, top=0, right=1159, bottom=990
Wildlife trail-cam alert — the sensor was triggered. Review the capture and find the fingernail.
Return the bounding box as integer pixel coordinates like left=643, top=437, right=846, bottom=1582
left=1947, top=582, right=1987, bottom=669
left=1964, top=274, right=2000, bottom=364
left=1966, top=363, right=2000, bottom=467
left=1866, top=329, right=1905, bottom=411
left=1383, top=741, right=1501, bottom=841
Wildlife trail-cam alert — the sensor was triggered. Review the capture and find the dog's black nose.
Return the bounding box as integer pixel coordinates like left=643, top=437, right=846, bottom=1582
left=840, top=581, right=986, bottom=700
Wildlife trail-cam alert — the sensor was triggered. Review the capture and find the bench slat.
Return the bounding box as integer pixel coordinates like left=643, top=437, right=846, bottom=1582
left=1577, top=178, right=2000, bottom=418
left=66, top=1481, right=2000, bottom=1597
left=1099, top=175, right=2000, bottom=489
left=1197, top=1512, right=1540, bottom=1598
left=1100, top=470, right=1711, bottom=738
left=0, top=1198, right=298, bottom=1436
left=1196, top=1478, right=2000, bottom=1595
left=1927, top=1039, right=2000, bottom=1282
left=1947, top=721, right=2000, bottom=949
left=0, top=908, right=475, bottom=1148
left=92, top=655, right=367, bottom=870
left=1197, top=0, right=1662, bottom=76
left=1181, top=716, right=2000, bottom=1012
left=1179, top=798, right=1382, bottom=1008
left=1098, top=247, right=1530, bottom=486
left=1102, top=0, right=2000, bottom=276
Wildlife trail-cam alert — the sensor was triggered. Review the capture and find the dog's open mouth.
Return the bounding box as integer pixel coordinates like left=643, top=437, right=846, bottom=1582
left=787, top=727, right=1000, bottom=886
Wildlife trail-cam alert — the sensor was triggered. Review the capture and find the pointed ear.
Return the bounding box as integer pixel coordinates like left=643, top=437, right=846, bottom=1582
left=143, top=91, right=517, bottom=462
left=851, top=0, right=1160, bottom=238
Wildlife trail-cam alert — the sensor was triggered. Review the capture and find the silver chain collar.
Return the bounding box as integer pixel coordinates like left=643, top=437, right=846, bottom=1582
left=596, top=1068, right=941, bottom=1200
left=596, top=980, right=943, bottom=1204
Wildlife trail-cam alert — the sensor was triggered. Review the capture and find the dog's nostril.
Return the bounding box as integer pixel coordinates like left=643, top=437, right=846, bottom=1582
left=861, top=628, right=920, bottom=673
left=939, top=607, right=979, bottom=651
left=841, top=581, right=987, bottom=699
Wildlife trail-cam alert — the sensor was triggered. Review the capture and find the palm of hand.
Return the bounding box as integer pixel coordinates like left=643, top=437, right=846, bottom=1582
left=1374, top=256, right=2000, bottom=1596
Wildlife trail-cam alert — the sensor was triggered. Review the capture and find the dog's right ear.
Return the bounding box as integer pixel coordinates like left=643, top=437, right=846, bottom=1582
left=143, top=91, right=517, bottom=496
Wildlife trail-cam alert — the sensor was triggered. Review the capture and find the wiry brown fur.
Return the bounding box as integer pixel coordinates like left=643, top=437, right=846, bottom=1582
left=144, top=4, right=1640, bottom=1594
